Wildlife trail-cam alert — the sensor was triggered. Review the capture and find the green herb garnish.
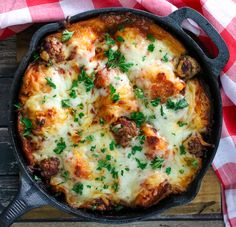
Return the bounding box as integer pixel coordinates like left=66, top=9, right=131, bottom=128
left=150, top=156, right=164, bottom=169
left=53, top=138, right=66, bottom=154
left=129, top=112, right=146, bottom=127
left=131, top=146, right=142, bottom=155
left=105, top=49, right=133, bottom=73
left=147, top=43, right=155, bottom=52
left=150, top=98, right=161, bottom=107
left=179, top=145, right=186, bottom=155
left=177, top=121, right=188, bottom=127
left=105, top=33, right=115, bottom=46
left=165, top=167, right=171, bottom=175
left=135, top=158, right=147, bottom=170
left=45, top=77, right=56, bottom=89
left=109, top=140, right=116, bottom=150
left=61, top=30, right=74, bottom=42
left=162, top=53, right=168, bottom=62
left=147, top=34, right=155, bottom=42
left=117, top=36, right=124, bottom=42
left=78, top=68, right=94, bottom=92
left=61, top=99, right=70, bottom=108
left=166, top=98, right=188, bottom=111
left=21, top=118, right=32, bottom=136
left=134, top=87, right=145, bottom=99
left=72, top=182, right=83, bottom=195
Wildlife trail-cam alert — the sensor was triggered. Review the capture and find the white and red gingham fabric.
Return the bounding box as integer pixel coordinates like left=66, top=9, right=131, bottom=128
left=1, top=0, right=236, bottom=226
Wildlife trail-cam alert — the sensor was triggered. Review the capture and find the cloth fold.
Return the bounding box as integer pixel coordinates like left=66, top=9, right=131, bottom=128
left=1, top=0, right=236, bottom=226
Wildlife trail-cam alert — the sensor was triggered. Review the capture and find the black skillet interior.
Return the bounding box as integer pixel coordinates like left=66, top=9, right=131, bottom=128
left=2, top=7, right=229, bottom=226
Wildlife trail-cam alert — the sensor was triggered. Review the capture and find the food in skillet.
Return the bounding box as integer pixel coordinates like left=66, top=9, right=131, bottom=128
left=17, top=13, right=211, bottom=210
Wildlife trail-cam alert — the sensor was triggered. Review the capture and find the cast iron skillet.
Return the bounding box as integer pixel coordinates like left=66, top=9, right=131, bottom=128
left=0, top=7, right=229, bottom=226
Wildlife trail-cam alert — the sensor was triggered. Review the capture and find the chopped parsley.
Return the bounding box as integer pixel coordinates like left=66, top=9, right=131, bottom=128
left=14, top=103, right=21, bottom=109
left=162, top=53, right=168, bottom=62
left=166, top=98, right=188, bottom=111
left=131, top=146, right=142, bottom=155
left=105, top=33, right=115, bottom=46
left=142, top=56, right=146, bottom=61
left=160, top=105, right=165, bottom=117
left=87, top=185, right=92, bottom=188
left=61, top=171, right=69, bottom=181
left=129, top=112, right=146, bottom=127
left=116, top=36, right=124, bottom=42
left=45, top=77, right=56, bottom=89
left=179, top=169, right=184, bottom=174
left=101, top=148, right=107, bottom=153
left=79, top=112, right=84, bottom=119
left=150, top=97, right=161, bottom=107
left=33, top=52, right=40, bottom=61
left=106, top=154, right=111, bottom=161
left=53, top=138, right=66, bottom=154
left=109, top=84, right=120, bottom=102
left=177, top=121, right=188, bottom=127
left=90, top=145, right=96, bottom=151
left=86, top=135, right=94, bottom=142
left=78, top=68, right=94, bottom=92
left=137, top=134, right=146, bottom=144
left=72, top=182, right=83, bottom=195
left=105, top=49, right=133, bottom=73
left=135, top=158, right=147, bottom=170
left=147, top=43, right=155, bottom=52
left=69, top=80, right=78, bottom=98
left=21, top=118, right=32, bottom=136
left=134, top=87, right=145, bottom=99
left=125, top=167, right=130, bottom=171
left=61, top=99, right=70, bottom=108
left=192, top=159, right=199, bottom=168
left=112, top=182, right=119, bottom=192
left=165, top=167, right=171, bottom=175
left=77, top=103, right=84, bottom=109
left=61, top=30, right=74, bottom=42
left=150, top=156, right=164, bottom=169
left=99, top=118, right=105, bottom=125
left=109, top=140, right=116, bottom=150
left=179, top=145, right=186, bottom=155
left=147, top=33, right=155, bottom=42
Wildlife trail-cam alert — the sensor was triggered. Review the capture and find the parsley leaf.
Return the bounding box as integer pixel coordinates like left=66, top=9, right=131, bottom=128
left=105, top=49, right=133, bottom=73
left=21, top=117, right=32, bottom=136
left=147, top=34, right=155, bottom=42
left=61, top=30, right=74, bottom=42
left=61, top=99, right=70, bottom=108
left=14, top=103, right=21, bottom=109
left=45, top=77, right=56, bottom=89
left=150, top=98, right=161, bottom=107
left=134, top=87, right=145, bottom=99
left=78, top=68, right=94, bottom=92
left=166, top=98, right=188, bottom=111
left=62, top=171, right=69, bottom=181
left=53, top=138, right=66, bottom=154
left=105, top=33, right=115, bottom=46
left=118, top=24, right=125, bottom=31
left=109, top=84, right=120, bottom=102
left=129, top=112, right=146, bottom=127
left=179, top=169, right=184, bottom=174
left=150, top=156, right=164, bottom=169
left=147, top=43, right=155, bottom=52
left=179, top=144, right=186, bottom=155
left=112, top=182, right=119, bottom=192
left=117, top=36, right=124, bottom=42
left=137, top=134, right=146, bottom=144
left=162, top=53, right=168, bottom=62
left=131, top=146, right=142, bottom=155
left=72, top=182, right=83, bottom=195
left=160, top=105, right=165, bottom=117
left=192, top=159, right=199, bottom=168
left=135, top=158, right=147, bottom=170
left=166, top=167, right=171, bottom=175
left=177, top=121, right=188, bottom=127
left=109, top=140, right=116, bottom=150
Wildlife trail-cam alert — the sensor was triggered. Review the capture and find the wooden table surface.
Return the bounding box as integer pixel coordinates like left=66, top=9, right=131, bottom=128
left=0, top=25, right=224, bottom=226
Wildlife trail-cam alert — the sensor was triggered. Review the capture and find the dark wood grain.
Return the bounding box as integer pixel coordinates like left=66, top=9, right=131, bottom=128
left=0, top=78, right=13, bottom=127
left=0, top=37, right=17, bottom=76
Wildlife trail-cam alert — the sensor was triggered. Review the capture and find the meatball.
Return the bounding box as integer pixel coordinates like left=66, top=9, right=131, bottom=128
left=40, top=37, right=65, bottom=63
left=111, top=117, right=138, bottom=147
left=175, top=55, right=201, bottom=79
left=39, top=157, right=60, bottom=178
left=183, top=133, right=211, bottom=157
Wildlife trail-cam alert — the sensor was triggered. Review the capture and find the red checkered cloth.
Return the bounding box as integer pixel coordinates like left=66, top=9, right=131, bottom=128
left=1, top=0, right=236, bottom=226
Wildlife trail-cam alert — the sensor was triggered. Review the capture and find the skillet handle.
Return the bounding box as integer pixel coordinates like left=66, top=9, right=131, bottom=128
left=0, top=173, right=48, bottom=227
left=167, top=7, right=229, bottom=77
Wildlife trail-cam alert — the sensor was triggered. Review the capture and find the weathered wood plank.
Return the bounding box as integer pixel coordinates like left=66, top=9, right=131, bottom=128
left=0, top=36, right=17, bottom=76
left=0, top=128, right=19, bottom=175
left=0, top=78, right=13, bottom=127
left=12, top=221, right=224, bottom=226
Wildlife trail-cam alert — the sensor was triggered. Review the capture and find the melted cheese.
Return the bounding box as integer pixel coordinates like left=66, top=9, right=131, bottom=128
left=18, top=14, right=210, bottom=209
